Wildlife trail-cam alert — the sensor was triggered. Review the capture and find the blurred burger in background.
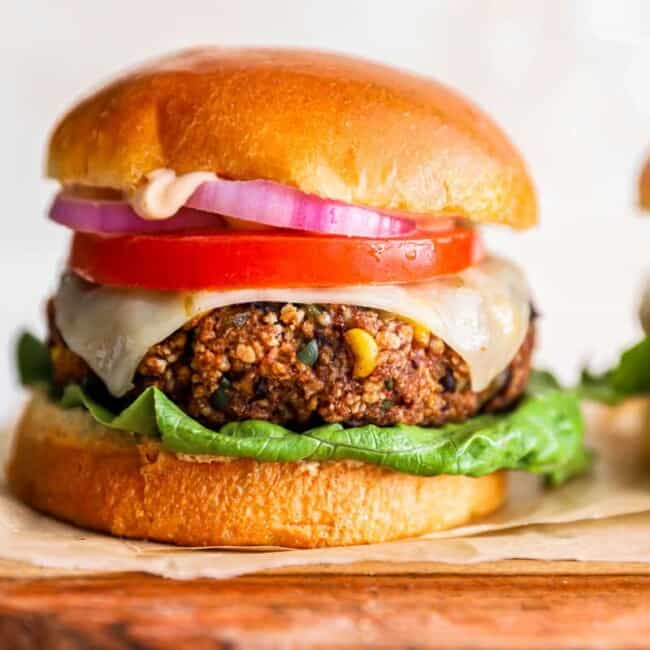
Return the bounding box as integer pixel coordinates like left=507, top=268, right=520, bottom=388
left=579, top=153, right=650, bottom=455
left=640, top=157, right=650, bottom=213
left=639, top=157, right=650, bottom=334
left=10, top=48, right=589, bottom=548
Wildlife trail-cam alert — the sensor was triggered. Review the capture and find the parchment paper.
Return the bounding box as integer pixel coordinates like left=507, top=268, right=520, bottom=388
left=1, top=403, right=650, bottom=580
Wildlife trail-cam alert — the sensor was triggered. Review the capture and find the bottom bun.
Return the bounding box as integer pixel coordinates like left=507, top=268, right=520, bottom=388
left=7, top=392, right=506, bottom=548
left=583, top=397, right=650, bottom=465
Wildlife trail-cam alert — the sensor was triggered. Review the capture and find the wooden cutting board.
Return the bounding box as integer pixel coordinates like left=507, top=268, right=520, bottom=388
left=1, top=561, right=650, bottom=649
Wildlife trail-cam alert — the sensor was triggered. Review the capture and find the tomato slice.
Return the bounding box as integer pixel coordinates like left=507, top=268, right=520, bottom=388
left=68, top=227, right=483, bottom=291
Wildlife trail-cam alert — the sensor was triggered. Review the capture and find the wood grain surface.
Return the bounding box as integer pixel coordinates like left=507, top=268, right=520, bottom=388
left=1, top=569, right=650, bottom=649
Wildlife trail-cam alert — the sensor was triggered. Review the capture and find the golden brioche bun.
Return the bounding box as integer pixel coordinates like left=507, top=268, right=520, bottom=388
left=7, top=392, right=505, bottom=548
left=48, top=47, right=536, bottom=228
left=640, top=155, right=650, bottom=211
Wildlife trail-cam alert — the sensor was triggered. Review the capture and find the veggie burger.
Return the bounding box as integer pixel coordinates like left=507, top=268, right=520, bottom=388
left=579, top=154, right=650, bottom=406
left=10, top=48, right=590, bottom=548
left=640, top=155, right=650, bottom=335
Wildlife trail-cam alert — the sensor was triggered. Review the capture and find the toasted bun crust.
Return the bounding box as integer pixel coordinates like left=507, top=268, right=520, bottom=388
left=7, top=392, right=505, bottom=548
left=48, top=47, right=536, bottom=228
left=640, top=156, right=650, bottom=211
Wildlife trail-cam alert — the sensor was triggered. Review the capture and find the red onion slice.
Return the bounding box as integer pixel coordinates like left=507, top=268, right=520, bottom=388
left=50, top=178, right=418, bottom=238
left=50, top=194, right=225, bottom=234
left=185, top=179, right=416, bottom=237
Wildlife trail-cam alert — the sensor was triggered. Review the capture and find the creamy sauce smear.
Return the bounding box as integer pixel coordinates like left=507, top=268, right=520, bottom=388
left=129, top=169, right=217, bottom=220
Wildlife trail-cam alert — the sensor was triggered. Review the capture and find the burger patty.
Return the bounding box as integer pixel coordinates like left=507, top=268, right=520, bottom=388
left=47, top=301, right=535, bottom=429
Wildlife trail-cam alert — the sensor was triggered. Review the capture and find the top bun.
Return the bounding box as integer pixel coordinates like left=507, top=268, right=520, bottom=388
left=640, top=155, right=650, bottom=211
left=48, top=47, right=537, bottom=228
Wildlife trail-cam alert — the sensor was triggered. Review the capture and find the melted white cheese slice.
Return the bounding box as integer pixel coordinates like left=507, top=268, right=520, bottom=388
left=54, top=256, right=531, bottom=398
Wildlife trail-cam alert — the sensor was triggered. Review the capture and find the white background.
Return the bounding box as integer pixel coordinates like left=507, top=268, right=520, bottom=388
left=3, top=0, right=650, bottom=419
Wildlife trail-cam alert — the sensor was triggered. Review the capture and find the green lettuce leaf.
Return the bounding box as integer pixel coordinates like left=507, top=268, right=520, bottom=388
left=18, top=333, right=591, bottom=483
left=579, top=336, right=650, bottom=405
left=54, top=374, right=591, bottom=484
left=60, top=384, right=159, bottom=437
left=165, top=379, right=590, bottom=484
left=16, top=331, right=52, bottom=386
